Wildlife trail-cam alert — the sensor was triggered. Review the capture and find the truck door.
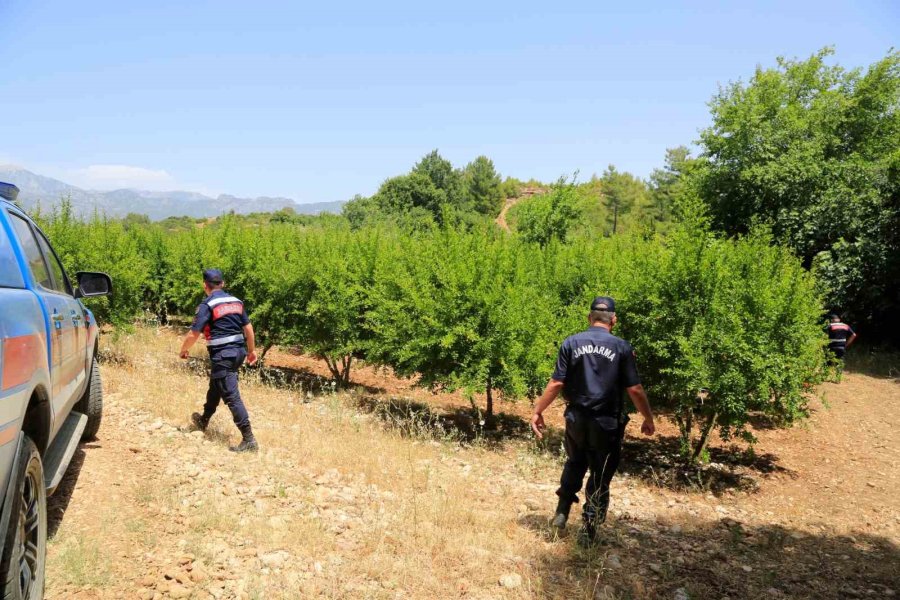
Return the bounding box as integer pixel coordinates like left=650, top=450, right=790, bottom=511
left=6, top=212, right=86, bottom=417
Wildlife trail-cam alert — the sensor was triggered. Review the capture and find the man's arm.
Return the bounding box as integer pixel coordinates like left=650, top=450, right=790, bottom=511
left=243, top=323, right=258, bottom=365
left=179, top=330, right=201, bottom=359
left=846, top=331, right=858, bottom=349
left=626, top=384, right=655, bottom=435
left=531, top=379, right=564, bottom=439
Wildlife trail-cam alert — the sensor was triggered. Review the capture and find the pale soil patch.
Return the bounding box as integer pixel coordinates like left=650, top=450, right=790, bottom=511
left=45, top=328, right=898, bottom=599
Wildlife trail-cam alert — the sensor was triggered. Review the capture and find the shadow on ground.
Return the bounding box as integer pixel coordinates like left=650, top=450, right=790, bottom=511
left=844, top=346, right=900, bottom=380
left=519, top=512, right=900, bottom=599
left=172, top=355, right=386, bottom=396
left=357, top=395, right=786, bottom=494
left=354, top=395, right=530, bottom=446
left=47, top=444, right=93, bottom=538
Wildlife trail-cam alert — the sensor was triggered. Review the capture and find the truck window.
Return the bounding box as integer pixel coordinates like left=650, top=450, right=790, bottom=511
left=0, top=215, right=26, bottom=288
left=34, top=228, right=72, bottom=295
left=8, top=213, right=53, bottom=290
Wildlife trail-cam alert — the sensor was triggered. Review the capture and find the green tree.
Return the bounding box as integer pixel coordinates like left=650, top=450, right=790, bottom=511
left=514, top=176, right=581, bottom=246
left=600, top=166, right=648, bottom=235
left=693, top=48, right=900, bottom=338
left=648, top=146, right=696, bottom=227
left=412, top=150, right=465, bottom=209
left=463, top=156, right=504, bottom=216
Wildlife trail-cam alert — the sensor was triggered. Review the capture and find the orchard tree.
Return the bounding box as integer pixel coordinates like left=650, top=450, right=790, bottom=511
left=515, top=176, right=581, bottom=246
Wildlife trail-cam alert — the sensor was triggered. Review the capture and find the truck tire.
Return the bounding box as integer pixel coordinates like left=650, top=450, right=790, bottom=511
left=76, top=358, right=103, bottom=441
left=0, top=437, right=46, bottom=600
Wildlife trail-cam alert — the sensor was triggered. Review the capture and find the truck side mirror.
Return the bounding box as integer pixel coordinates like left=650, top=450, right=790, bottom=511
left=75, top=272, right=112, bottom=298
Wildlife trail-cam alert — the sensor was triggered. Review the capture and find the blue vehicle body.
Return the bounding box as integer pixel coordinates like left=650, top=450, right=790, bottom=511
left=0, top=183, right=109, bottom=593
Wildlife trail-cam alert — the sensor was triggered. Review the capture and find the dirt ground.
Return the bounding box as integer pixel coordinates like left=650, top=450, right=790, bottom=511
left=44, top=329, right=899, bottom=599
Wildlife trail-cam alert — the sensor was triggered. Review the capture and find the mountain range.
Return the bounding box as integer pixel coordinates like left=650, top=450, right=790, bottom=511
left=0, top=166, right=344, bottom=220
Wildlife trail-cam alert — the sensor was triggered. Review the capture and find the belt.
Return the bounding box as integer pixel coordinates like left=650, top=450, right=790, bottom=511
left=207, top=334, right=245, bottom=347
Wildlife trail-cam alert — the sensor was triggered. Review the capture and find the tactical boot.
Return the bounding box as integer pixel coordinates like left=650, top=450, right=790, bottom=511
left=230, top=428, right=259, bottom=453
left=550, top=498, right=572, bottom=531
left=576, top=521, right=598, bottom=548
left=191, top=412, right=209, bottom=431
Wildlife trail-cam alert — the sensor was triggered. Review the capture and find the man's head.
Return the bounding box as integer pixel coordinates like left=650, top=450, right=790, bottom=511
left=828, top=313, right=840, bottom=323
left=203, top=269, right=225, bottom=294
left=589, top=296, right=617, bottom=328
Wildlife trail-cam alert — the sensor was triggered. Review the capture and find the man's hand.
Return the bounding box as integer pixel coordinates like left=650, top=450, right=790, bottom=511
left=247, top=350, right=258, bottom=366
left=180, top=330, right=201, bottom=360
left=641, top=417, right=655, bottom=436
left=531, top=413, right=545, bottom=439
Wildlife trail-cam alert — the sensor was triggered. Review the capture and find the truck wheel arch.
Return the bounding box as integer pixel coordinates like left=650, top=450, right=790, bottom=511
left=21, top=388, right=51, bottom=457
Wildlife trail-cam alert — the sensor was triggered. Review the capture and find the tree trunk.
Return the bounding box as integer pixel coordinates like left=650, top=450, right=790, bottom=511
left=323, top=356, right=341, bottom=385
left=485, top=377, right=494, bottom=417
left=674, top=408, right=693, bottom=456
left=612, top=202, right=618, bottom=235
left=260, top=344, right=273, bottom=363
left=691, top=411, right=719, bottom=464
left=340, top=356, right=352, bottom=388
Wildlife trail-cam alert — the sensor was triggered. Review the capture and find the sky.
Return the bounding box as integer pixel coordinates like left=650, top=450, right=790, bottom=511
left=0, top=1, right=897, bottom=203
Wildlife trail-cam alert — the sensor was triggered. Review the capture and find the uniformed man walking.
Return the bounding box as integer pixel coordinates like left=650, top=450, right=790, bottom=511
left=825, top=313, right=857, bottom=361
left=531, top=297, right=655, bottom=546
left=179, top=269, right=259, bottom=453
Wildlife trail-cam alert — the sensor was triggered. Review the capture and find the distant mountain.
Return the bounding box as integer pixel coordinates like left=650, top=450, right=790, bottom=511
left=0, top=166, right=344, bottom=220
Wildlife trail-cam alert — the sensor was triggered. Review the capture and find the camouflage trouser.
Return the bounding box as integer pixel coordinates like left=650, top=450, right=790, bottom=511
left=556, top=407, right=627, bottom=525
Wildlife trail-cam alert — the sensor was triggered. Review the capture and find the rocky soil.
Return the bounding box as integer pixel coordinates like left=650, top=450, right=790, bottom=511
left=43, top=332, right=899, bottom=599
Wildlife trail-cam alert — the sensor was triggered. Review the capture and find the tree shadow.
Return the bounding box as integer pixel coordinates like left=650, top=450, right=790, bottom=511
left=843, top=346, right=900, bottom=380
left=519, top=513, right=900, bottom=599
left=616, top=435, right=791, bottom=494
left=354, top=395, right=531, bottom=447
left=177, top=355, right=385, bottom=395
left=47, top=443, right=94, bottom=538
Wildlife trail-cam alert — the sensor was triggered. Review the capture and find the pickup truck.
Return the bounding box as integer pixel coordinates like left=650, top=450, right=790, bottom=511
left=0, top=182, right=110, bottom=600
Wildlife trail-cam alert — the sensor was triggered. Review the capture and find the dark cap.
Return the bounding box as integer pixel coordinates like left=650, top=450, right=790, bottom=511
left=203, top=269, right=224, bottom=284
left=590, top=296, right=615, bottom=312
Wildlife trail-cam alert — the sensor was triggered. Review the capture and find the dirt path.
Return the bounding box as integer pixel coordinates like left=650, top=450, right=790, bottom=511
left=495, top=186, right=546, bottom=231
left=44, top=331, right=899, bottom=599
left=495, top=198, right=518, bottom=231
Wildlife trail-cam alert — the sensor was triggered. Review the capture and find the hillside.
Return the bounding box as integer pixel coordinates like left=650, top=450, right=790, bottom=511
left=45, top=328, right=899, bottom=599
left=0, top=166, right=344, bottom=220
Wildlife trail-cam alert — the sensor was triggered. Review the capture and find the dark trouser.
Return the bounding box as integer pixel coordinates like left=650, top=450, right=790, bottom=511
left=556, top=406, right=626, bottom=525
left=203, top=348, right=251, bottom=433
left=829, top=346, right=846, bottom=360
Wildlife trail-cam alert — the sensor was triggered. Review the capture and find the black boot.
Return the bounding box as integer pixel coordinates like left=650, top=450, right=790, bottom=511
left=576, top=519, right=597, bottom=548
left=230, top=427, right=259, bottom=453
left=550, top=498, right=572, bottom=530
left=191, top=412, right=209, bottom=431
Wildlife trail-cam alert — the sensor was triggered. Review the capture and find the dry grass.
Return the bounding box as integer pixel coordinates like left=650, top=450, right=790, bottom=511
left=43, top=326, right=900, bottom=600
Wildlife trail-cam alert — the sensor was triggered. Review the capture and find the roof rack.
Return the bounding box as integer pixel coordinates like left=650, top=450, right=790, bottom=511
left=0, top=182, right=19, bottom=202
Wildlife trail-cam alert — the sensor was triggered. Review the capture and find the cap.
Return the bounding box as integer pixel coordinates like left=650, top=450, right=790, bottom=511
left=590, top=296, right=615, bottom=312
left=203, top=269, right=224, bottom=284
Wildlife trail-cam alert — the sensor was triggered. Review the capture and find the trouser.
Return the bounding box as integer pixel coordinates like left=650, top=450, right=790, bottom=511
left=203, top=347, right=251, bottom=433
left=829, top=346, right=846, bottom=360
left=556, top=406, right=626, bottom=525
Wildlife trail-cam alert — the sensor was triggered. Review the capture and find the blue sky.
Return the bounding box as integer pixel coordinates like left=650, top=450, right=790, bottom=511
left=1, top=1, right=897, bottom=203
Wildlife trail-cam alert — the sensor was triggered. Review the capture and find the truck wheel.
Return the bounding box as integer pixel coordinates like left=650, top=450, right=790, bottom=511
left=76, top=358, right=103, bottom=441
left=0, top=437, right=46, bottom=600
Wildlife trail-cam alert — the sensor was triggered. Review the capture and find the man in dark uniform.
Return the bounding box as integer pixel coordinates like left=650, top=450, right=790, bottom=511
left=825, top=313, right=857, bottom=361
left=179, top=269, right=259, bottom=453
left=531, top=297, right=655, bottom=546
